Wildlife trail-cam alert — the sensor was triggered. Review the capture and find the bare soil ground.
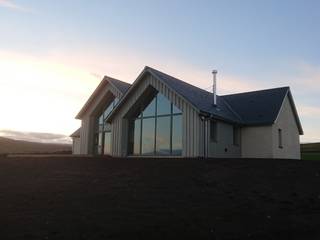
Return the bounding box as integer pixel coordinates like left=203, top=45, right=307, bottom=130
left=1, top=156, right=320, bottom=240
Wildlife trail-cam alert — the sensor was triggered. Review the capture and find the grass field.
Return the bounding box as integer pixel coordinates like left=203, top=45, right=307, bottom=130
left=301, top=142, right=320, bottom=160
left=1, top=156, right=320, bottom=240
left=301, top=152, right=320, bottom=160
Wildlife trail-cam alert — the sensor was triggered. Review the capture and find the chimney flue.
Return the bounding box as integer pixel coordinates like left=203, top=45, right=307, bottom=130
left=212, top=70, right=218, bottom=105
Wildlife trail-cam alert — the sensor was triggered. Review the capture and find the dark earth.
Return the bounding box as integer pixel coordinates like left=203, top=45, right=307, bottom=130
left=1, top=156, right=320, bottom=240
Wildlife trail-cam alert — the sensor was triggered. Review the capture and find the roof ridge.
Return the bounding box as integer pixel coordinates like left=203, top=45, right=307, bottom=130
left=104, top=75, right=131, bottom=86
left=146, top=66, right=213, bottom=95
left=222, top=86, right=290, bottom=97
left=220, top=96, right=243, bottom=123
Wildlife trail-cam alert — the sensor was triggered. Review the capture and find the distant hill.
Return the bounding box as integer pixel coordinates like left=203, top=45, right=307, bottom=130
left=0, top=137, right=71, bottom=154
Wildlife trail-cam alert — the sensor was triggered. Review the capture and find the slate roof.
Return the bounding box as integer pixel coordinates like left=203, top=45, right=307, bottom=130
left=146, top=67, right=300, bottom=127
left=80, top=66, right=302, bottom=134
left=107, top=76, right=131, bottom=94
left=222, top=87, right=289, bottom=125
left=70, top=128, right=81, bottom=137
left=148, top=67, right=242, bottom=123
left=76, top=76, right=131, bottom=119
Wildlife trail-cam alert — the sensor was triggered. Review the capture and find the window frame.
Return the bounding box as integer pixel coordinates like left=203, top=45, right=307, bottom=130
left=94, top=97, right=119, bottom=155
left=129, top=92, right=182, bottom=156
left=278, top=128, right=283, bottom=149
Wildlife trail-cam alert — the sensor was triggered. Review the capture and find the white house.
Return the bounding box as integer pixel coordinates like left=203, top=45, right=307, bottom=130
left=71, top=66, right=303, bottom=159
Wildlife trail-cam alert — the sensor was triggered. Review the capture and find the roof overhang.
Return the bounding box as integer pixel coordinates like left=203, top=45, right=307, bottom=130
left=70, top=127, right=81, bottom=137
left=280, top=90, right=304, bottom=135
left=75, top=78, right=109, bottom=119
left=75, top=76, right=130, bottom=119
left=106, top=66, right=200, bottom=122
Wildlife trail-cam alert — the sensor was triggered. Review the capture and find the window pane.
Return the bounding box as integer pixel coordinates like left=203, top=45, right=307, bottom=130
left=141, top=118, right=155, bottom=155
left=143, top=97, right=156, bottom=117
left=99, top=114, right=103, bottom=124
left=157, top=93, right=171, bottom=116
left=98, top=132, right=103, bottom=155
left=156, top=116, right=171, bottom=155
left=104, top=132, right=111, bottom=155
left=104, top=123, right=111, bottom=131
left=133, top=119, right=141, bottom=155
left=278, top=129, right=283, bottom=148
left=172, top=115, right=182, bottom=155
left=113, top=97, right=119, bottom=107
left=172, top=104, right=182, bottom=114
left=103, top=104, right=113, bottom=119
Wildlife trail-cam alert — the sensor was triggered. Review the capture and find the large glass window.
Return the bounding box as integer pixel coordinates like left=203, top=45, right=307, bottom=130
left=129, top=92, right=182, bottom=156
left=143, top=97, right=156, bottom=117
left=156, top=116, right=171, bottom=155
left=172, top=114, right=182, bottom=155
left=142, top=118, right=155, bottom=155
left=157, top=94, right=171, bottom=116
left=94, top=97, right=119, bottom=155
left=133, top=119, right=141, bottom=155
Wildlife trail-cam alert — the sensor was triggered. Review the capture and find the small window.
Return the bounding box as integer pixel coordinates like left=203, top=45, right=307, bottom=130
left=233, top=126, right=240, bottom=146
left=210, top=120, right=218, bottom=142
left=278, top=129, right=283, bottom=148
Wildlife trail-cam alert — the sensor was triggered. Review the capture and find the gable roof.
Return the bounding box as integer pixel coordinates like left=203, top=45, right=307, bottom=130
left=222, top=87, right=303, bottom=134
left=106, top=66, right=242, bottom=123
left=105, top=66, right=303, bottom=134
left=108, top=76, right=131, bottom=94
left=148, top=67, right=242, bottom=123
left=222, top=87, right=289, bottom=125
left=76, top=76, right=131, bottom=119
left=70, top=128, right=81, bottom=138
left=71, top=66, right=300, bottom=135
left=149, top=67, right=303, bottom=134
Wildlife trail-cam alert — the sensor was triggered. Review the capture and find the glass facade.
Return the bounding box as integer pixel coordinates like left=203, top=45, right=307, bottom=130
left=128, top=93, right=182, bottom=156
left=94, top=97, right=119, bottom=155
left=172, top=114, right=182, bottom=155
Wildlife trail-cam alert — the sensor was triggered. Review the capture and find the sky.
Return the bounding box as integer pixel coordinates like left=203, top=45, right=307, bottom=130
left=0, top=0, right=319, bottom=143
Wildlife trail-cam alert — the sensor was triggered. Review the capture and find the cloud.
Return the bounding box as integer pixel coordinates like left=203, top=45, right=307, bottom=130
left=0, top=48, right=319, bottom=143
left=0, top=0, right=31, bottom=12
left=0, top=129, right=72, bottom=144
left=297, top=104, right=320, bottom=117
left=296, top=104, right=320, bottom=143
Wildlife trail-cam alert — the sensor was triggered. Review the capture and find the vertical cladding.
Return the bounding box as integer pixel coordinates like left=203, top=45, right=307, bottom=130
left=79, top=83, right=125, bottom=155
left=190, top=108, right=194, bottom=156
left=109, top=74, right=202, bottom=158
left=182, top=102, right=187, bottom=157
left=80, top=117, right=92, bottom=154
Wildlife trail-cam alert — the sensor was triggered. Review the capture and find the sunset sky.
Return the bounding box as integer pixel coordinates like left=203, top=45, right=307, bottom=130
left=0, top=0, right=319, bottom=143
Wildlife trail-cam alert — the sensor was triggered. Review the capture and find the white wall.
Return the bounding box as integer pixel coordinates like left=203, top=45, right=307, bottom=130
left=208, top=121, right=241, bottom=158
left=72, top=137, right=81, bottom=154
left=241, top=95, right=301, bottom=159
left=241, top=125, right=274, bottom=158
left=272, top=96, right=301, bottom=159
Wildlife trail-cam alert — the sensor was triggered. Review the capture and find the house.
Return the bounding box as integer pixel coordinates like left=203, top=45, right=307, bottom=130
left=70, top=128, right=81, bottom=154
left=71, top=66, right=303, bottom=159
